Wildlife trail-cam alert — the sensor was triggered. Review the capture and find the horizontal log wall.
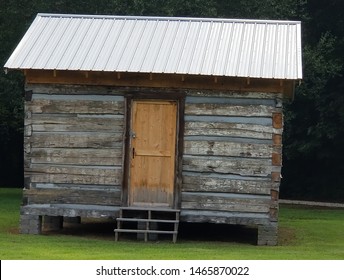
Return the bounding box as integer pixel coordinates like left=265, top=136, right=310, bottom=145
left=24, top=84, right=283, bottom=227
left=181, top=90, right=283, bottom=224
left=24, top=86, right=125, bottom=206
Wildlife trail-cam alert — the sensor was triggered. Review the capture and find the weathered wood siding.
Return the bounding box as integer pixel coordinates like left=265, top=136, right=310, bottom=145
left=181, top=90, right=283, bottom=224
left=24, top=85, right=125, bottom=206
left=24, top=84, right=282, bottom=227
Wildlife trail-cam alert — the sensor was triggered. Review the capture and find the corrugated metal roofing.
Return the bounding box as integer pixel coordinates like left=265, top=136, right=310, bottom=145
left=4, top=13, right=302, bottom=79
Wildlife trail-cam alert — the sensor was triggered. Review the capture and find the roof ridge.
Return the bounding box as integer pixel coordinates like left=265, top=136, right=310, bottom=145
left=36, top=13, right=301, bottom=25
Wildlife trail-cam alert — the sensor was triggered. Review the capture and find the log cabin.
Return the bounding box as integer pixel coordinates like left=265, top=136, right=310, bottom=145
left=4, top=13, right=302, bottom=245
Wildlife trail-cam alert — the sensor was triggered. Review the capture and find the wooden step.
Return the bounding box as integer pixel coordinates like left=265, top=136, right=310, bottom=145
left=115, top=207, right=180, bottom=243
left=114, top=229, right=177, bottom=234
left=116, top=218, right=179, bottom=223
left=119, top=206, right=180, bottom=212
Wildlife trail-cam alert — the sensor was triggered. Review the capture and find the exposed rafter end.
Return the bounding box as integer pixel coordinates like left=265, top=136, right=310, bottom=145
left=149, top=73, right=153, bottom=80
left=85, top=71, right=89, bottom=78
left=53, top=70, right=57, bottom=77
left=246, top=77, right=250, bottom=85
left=117, top=72, right=121, bottom=80
left=279, top=79, right=284, bottom=87
left=214, top=76, right=218, bottom=83
left=181, top=75, right=185, bottom=82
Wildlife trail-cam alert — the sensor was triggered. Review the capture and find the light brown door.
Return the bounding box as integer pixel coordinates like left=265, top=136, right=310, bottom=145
left=129, top=100, right=177, bottom=207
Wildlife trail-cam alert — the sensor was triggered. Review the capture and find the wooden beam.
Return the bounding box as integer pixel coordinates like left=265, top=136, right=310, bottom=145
left=272, top=134, right=282, bottom=145
left=25, top=70, right=295, bottom=96
left=271, top=189, right=279, bottom=201
left=272, top=113, right=283, bottom=129
left=271, top=172, right=281, bottom=182
left=272, top=153, right=282, bottom=166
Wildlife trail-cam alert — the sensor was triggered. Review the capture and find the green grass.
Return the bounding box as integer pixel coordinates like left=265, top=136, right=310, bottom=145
left=0, top=188, right=343, bottom=259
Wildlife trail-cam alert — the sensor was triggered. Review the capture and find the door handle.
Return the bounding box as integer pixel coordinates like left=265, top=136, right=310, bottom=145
left=130, top=130, right=136, bottom=138
left=132, top=147, right=135, bottom=159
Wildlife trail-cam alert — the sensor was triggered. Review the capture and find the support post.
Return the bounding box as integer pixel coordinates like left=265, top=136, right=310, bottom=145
left=20, top=214, right=42, bottom=234
left=257, top=222, right=278, bottom=246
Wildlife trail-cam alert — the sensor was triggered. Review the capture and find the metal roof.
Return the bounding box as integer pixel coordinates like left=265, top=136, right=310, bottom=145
left=4, top=13, right=302, bottom=79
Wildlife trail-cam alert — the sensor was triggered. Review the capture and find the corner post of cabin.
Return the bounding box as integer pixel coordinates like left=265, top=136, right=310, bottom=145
left=258, top=93, right=284, bottom=246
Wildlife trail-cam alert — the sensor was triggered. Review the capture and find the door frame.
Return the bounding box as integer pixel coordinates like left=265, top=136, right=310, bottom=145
left=122, top=89, right=185, bottom=209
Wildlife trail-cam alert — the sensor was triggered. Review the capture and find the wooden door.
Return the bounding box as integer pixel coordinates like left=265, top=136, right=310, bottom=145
left=129, top=100, right=177, bottom=207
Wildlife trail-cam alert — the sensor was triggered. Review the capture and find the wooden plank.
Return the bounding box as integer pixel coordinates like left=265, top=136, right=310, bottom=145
left=184, top=141, right=273, bottom=158
left=180, top=209, right=270, bottom=225
left=21, top=204, right=120, bottom=219
left=182, top=156, right=272, bottom=176
left=27, top=99, right=124, bottom=114
left=32, top=183, right=121, bottom=190
left=186, top=96, right=276, bottom=106
left=185, top=115, right=273, bottom=126
left=186, top=90, right=284, bottom=100
left=29, top=173, right=121, bottom=185
left=31, top=148, right=122, bottom=166
left=181, top=192, right=272, bottom=213
left=31, top=94, right=124, bottom=102
left=24, top=188, right=121, bottom=205
left=31, top=115, right=124, bottom=132
left=181, top=202, right=270, bottom=213
left=27, top=164, right=121, bottom=177
left=182, top=174, right=272, bottom=194
left=185, top=103, right=276, bottom=117
left=26, top=84, right=125, bottom=96
left=185, top=121, right=276, bottom=139
left=29, top=133, right=123, bottom=148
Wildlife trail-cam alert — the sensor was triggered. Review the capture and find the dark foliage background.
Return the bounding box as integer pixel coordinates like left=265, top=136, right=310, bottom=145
left=1, top=0, right=343, bottom=202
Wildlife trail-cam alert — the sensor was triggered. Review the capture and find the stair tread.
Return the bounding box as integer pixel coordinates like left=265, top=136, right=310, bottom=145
left=119, top=206, right=180, bottom=212
left=114, top=229, right=177, bottom=234
left=117, top=218, right=179, bottom=223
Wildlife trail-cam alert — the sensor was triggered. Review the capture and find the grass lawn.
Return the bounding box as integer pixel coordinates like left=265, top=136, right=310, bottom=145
left=0, top=188, right=343, bottom=259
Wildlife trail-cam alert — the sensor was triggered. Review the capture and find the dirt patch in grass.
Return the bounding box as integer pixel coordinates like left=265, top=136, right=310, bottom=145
left=278, top=226, right=297, bottom=245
